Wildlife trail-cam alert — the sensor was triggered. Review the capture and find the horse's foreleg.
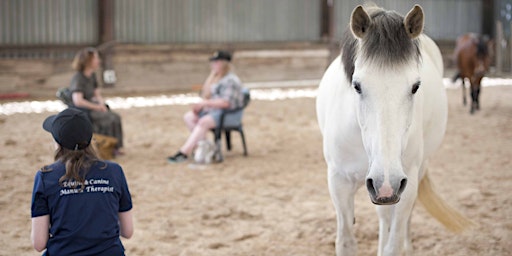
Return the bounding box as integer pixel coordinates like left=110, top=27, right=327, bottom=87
left=470, top=87, right=479, bottom=114
left=474, top=86, right=481, bottom=110
left=376, top=205, right=393, bottom=256
left=461, top=79, right=467, bottom=106
left=382, top=179, right=418, bottom=256
left=328, top=169, right=358, bottom=256
left=376, top=205, right=414, bottom=256
left=404, top=207, right=414, bottom=255
left=470, top=80, right=481, bottom=113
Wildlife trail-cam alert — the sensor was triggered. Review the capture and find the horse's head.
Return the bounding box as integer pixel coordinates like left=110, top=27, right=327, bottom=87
left=474, top=35, right=493, bottom=79
left=344, top=5, right=424, bottom=205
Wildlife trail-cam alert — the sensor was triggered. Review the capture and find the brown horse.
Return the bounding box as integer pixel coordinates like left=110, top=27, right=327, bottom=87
left=453, top=33, right=493, bottom=114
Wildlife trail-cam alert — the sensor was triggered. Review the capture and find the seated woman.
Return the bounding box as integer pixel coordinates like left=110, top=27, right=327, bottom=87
left=69, top=47, right=124, bottom=154
left=168, top=50, right=244, bottom=163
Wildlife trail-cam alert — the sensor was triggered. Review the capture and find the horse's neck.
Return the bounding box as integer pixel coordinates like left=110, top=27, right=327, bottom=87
left=418, top=35, right=448, bottom=156
left=419, top=35, right=443, bottom=76
left=316, top=55, right=360, bottom=135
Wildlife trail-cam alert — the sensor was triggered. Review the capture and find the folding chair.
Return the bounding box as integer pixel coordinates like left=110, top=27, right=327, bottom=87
left=211, top=88, right=250, bottom=162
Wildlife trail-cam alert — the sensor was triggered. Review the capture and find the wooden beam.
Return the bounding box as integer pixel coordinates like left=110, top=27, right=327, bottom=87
left=495, top=20, right=503, bottom=74
left=324, top=0, right=338, bottom=65
left=98, top=0, right=115, bottom=87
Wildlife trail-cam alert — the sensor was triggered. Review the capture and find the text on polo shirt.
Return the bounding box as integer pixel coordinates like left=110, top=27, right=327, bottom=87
left=60, top=179, right=114, bottom=196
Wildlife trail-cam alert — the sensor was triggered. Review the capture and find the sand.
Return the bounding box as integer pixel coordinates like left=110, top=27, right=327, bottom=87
left=0, top=86, right=511, bottom=256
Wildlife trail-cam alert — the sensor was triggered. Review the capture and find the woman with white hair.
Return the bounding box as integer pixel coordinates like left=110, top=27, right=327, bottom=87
left=167, top=50, right=244, bottom=163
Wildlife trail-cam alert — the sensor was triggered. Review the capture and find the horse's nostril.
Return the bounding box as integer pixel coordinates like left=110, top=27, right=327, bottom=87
left=366, top=178, right=376, bottom=196
left=398, top=178, right=407, bottom=194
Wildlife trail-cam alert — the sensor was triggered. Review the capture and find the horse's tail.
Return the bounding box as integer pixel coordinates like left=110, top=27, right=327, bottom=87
left=418, top=171, right=474, bottom=233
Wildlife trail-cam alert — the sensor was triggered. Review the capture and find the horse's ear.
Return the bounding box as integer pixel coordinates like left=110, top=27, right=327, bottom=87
left=404, top=5, right=424, bottom=39
left=350, top=6, right=371, bottom=39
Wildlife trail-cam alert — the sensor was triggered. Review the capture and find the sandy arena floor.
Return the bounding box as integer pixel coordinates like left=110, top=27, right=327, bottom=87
left=0, top=86, right=511, bottom=256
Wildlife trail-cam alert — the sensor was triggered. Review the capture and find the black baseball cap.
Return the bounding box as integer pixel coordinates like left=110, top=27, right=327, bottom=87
left=209, top=50, right=232, bottom=62
left=42, top=108, right=93, bottom=150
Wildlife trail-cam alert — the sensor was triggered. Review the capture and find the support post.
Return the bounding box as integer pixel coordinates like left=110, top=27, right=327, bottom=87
left=495, top=20, right=503, bottom=74
left=325, top=0, right=337, bottom=66
left=98, top=0, right=115, bottom=87
left=510, top=21, right=512, bottom=74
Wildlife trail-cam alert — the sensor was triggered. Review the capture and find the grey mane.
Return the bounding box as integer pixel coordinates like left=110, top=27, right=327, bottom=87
left=341, top=7, right=421, bottom=82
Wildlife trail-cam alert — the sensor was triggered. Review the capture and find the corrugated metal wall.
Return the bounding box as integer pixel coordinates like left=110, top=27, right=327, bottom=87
left=0, top=0, right=98, bottom=45
left=0, top=0, right=489, bottom=46
left=334, top=0, right=482, bottom=40
left=496, top=0, right=512, bottom=37
left=115, top=0, right=321, bottom=43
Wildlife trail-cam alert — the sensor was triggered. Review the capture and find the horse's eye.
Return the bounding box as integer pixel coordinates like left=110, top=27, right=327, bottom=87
left=353, top=82, right=362, bottom=94
left=411, top=81, right=421, bottom=94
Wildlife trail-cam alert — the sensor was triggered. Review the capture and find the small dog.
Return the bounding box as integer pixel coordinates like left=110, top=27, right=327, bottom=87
left=194, top=140, right=216, bottom=164
left=92, top=133, right=118, bottom=160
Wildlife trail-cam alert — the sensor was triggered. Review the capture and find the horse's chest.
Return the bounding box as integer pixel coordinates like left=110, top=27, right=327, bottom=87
left=324, top=124, right=368, bottom=179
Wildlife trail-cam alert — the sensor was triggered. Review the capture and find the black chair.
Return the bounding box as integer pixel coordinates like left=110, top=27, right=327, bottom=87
left=211, top=88, right=250, bottom=162
left=56, top=87, right=74, bottom=107
left=55, top=87, right=101, bottom=132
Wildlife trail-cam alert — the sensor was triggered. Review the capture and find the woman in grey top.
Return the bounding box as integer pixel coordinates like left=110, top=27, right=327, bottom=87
left=69, top=47, right=124, bottom=154
left=168, top=50, right=244, bottom=163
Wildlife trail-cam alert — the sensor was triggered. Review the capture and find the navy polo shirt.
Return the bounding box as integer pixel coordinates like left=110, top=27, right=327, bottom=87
left=31, top=160, right=132, bottom=256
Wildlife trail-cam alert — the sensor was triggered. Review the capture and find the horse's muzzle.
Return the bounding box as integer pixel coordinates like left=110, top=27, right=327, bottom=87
left=366, top=177, right=407, bottom=205
left=370, top=194, right=401, bottom=205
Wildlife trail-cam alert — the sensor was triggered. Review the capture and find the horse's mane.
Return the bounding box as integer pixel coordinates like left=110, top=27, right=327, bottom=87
left=341, top=4, right=421, bottom=82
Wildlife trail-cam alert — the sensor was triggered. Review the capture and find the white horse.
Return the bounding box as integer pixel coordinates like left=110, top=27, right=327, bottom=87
left=317, top=4, right=472, bottom=256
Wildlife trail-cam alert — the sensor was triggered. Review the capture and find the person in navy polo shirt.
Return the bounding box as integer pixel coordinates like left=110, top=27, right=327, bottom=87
left=31, top=108, right=134, bottom=256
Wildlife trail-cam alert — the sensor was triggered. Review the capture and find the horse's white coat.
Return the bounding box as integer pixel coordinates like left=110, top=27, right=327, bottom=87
left=316, top=34, right=447, bottom=255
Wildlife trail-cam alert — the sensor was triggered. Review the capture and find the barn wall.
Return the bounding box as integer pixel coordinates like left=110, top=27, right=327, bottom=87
left=334, top=0, right=483, bottom=41
left=114, top=0, right=321, bottom=43
left=0, top=0, right=98, bottom=46
left=1, top=0, right=488, bottom=46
